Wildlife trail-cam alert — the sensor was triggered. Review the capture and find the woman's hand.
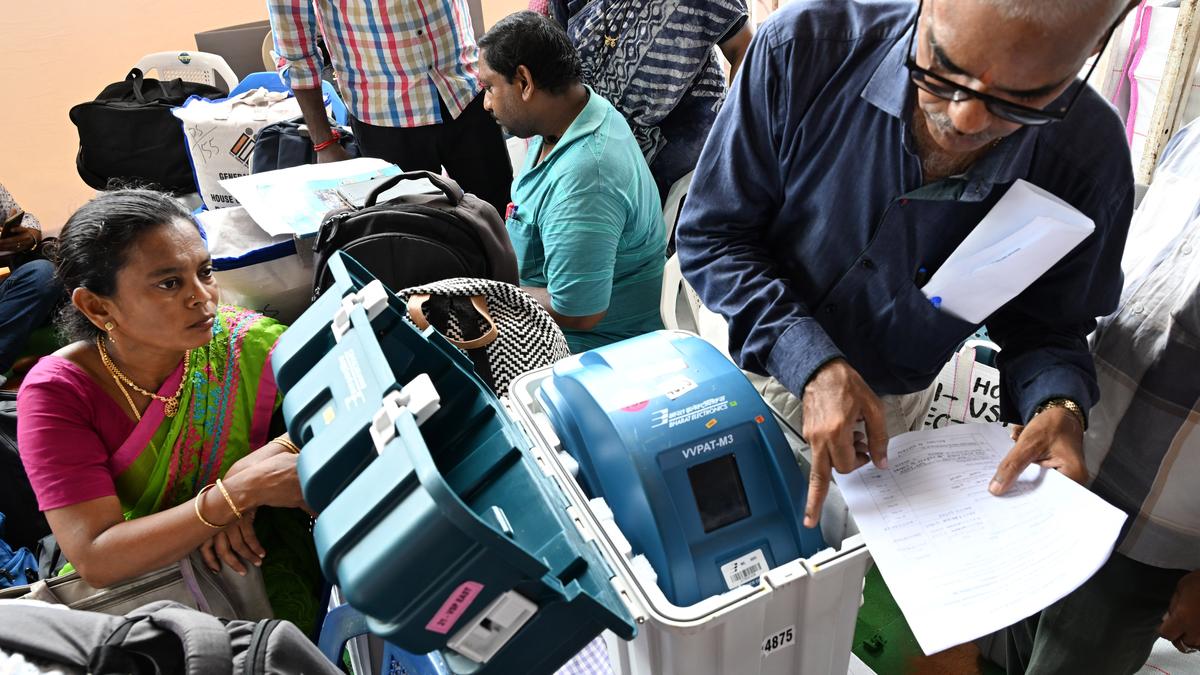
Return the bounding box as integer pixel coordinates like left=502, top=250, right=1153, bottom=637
left=198, top=510, right=265, bottom=575
left=229, top=450, right=311, bottom=513
left=224, top=438, right=293, bottom=480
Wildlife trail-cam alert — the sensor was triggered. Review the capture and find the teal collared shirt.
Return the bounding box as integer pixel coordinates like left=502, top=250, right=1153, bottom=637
left=508, top=87, right=666, bottom=352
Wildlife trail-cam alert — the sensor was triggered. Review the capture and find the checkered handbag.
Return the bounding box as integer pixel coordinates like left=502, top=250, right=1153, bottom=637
left=399, top=278, right=571, bottom=397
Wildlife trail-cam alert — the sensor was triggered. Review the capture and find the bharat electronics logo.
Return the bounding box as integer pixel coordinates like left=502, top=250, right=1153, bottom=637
left=651, top=395, right=732, bottom=429
left=651, top=408, right=669, bottom=427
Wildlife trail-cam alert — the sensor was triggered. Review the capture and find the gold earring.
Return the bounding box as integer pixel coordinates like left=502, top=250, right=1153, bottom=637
left=103, top=321, right=114, bottom=331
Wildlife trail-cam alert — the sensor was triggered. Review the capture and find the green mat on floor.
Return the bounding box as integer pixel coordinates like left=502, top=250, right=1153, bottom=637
left=852, top=566, right=1005, bottom=675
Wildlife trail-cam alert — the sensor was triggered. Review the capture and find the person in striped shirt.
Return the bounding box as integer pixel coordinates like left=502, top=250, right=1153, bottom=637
left=268, top=0, right=513, bottom=217
left=1003, top=121, right=1200, bottom=674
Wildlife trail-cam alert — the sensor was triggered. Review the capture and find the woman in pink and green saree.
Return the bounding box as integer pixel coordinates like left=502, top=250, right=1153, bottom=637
left=17, top=190, right=320, bottom=633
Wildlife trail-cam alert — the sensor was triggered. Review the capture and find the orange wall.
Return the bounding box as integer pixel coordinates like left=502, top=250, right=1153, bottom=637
left=0, top=2, right=528, bottom=233
left=482, top=0, right=528, bottom=28
left=0, top=3, right=269, bottom=233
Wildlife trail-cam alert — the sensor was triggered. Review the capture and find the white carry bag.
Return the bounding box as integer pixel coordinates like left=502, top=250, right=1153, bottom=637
left=199, top=206, right=315, bottom=324
left=173, top=88, right=304, bottom=209
left=922, top=339, right=1006, bottom=429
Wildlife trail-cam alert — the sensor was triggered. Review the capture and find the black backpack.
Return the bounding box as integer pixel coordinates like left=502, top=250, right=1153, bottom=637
left=0, top=391, right=49, bottom=553
left=69, top=68, right=226, bottom=192
left=0, top=600, right=340, bottom=675
left=311, top=171, right=519, bottom=299
left=249, top=117, right=361, bottom=174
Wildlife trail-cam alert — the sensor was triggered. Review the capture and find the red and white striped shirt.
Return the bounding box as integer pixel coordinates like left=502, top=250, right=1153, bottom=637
left=269, top=0, right=482, bottom=127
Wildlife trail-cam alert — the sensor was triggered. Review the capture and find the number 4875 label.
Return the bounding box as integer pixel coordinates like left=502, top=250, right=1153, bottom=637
left=761, top=625, right=795, bottom=658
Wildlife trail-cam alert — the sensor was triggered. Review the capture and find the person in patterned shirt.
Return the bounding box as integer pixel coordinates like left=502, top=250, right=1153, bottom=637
left=0, top=183, right=60, bottom=381
left=530, top=0, right=753, bottom=201
left=269, top=0, right=513, bottom=217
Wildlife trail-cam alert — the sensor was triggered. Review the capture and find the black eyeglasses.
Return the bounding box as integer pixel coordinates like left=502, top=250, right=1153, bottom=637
left=904, top=2, right=1118, bottom=126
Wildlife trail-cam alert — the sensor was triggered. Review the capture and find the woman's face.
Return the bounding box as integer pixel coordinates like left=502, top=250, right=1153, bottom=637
left=106, top=219, right=220, bottom=352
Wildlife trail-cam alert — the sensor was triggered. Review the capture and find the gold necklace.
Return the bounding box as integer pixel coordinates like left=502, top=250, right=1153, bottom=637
left=96, top=336, right=191, bottom=417
left=103, top=363, right=142, bottom=422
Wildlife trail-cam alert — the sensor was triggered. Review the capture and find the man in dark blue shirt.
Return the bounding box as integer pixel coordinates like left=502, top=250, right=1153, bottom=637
left=676, top=0, right=1136, bottom=527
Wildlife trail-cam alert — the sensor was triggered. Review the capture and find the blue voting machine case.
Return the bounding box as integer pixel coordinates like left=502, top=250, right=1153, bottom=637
left=538, top=333, right=825, bottom=606
left=272, top=253, right=636, bottom=673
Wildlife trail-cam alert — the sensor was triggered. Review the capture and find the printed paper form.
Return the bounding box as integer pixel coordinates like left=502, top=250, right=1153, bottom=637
left=835, top=423, right=1126, bottom=655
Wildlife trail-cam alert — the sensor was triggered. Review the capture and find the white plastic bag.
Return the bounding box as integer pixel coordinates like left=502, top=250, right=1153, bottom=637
left=199, top=206, right=314, bottom=324
left=1116, top=2, right=1200, bottom=169
left=922, top=339, right=1006, bottom=429
left=173, top=88, right=304, bottom=209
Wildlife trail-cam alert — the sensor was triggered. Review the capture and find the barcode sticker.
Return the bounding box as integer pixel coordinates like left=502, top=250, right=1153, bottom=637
left=720, top=549, right=768, bottom=590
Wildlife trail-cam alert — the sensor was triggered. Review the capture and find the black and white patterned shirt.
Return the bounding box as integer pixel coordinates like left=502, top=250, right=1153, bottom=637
left=560, top=0, right=748, bottom=175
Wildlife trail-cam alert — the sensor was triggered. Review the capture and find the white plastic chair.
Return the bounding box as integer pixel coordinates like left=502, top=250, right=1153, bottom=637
left=661, top=169, right=694, bottom=243
left=506, top=136, right=530, bottom=177
left=660, top=254, right=730, bottom=356
left=133, top=51, right=239, bottom=92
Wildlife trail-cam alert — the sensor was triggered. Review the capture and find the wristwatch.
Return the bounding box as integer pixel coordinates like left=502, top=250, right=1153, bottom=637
left=1033, top=398, right=1087, bottom=431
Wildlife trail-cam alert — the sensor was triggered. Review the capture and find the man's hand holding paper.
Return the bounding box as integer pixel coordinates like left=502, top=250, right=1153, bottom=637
left=990, top=407, right=1087, bottom=495
left=834, top=424, right=1126, bottom=655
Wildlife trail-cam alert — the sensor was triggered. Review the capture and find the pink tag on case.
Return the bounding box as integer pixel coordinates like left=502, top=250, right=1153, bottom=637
left=425, top=581, right=484, bottom=634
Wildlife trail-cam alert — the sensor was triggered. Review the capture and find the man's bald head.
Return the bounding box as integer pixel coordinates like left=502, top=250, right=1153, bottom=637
left=970, top=0, right=1132, bottom=42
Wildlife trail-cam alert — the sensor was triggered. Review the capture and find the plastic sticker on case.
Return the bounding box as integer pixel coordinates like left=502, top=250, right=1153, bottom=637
left=426, top=581, right=484, bottom=635
left=761, top=624, right=795, bottom=658
left=720, top=549, right=768, bottom=590
left=659, top=375, right=697, bottom=401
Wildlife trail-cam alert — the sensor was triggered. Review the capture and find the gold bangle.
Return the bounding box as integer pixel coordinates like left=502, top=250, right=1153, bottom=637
left=274, top=435, right=301, bottom=455
left=194, top=484, right=224, bottom=529
left=215, top=478, right=243, bottom=520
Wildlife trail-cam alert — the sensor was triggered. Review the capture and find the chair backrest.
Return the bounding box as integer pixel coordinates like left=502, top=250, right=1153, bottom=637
left=662, top=169, right=694, bottom=243
left=660, top=254, right=730, bottom=356
left=507, top=136, right=530, bottom=177
left=133, top=51, right=239, bottom=92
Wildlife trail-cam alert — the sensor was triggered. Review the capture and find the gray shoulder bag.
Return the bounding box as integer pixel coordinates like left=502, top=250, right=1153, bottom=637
left=0, top=551, right=272, bottom=620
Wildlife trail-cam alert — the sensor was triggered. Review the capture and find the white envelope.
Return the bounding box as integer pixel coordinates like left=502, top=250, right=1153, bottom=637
left=922, top=180, right=1095, bottom=323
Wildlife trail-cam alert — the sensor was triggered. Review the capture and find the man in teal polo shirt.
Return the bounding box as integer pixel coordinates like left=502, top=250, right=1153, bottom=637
left=477, top=11, right=666, bottom=352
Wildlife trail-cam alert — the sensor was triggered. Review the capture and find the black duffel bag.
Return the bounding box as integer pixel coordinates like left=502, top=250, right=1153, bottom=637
left=250, top=117, right=360, bottom=174
left=69, top=68, right=226, bottom=193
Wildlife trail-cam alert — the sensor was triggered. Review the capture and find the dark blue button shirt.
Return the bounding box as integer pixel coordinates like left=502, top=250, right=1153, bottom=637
left=675, top=0, right=1133, bottom=424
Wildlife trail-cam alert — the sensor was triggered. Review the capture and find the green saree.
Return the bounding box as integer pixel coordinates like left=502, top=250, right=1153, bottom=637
left=104, top=305, right=320, bottom=633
